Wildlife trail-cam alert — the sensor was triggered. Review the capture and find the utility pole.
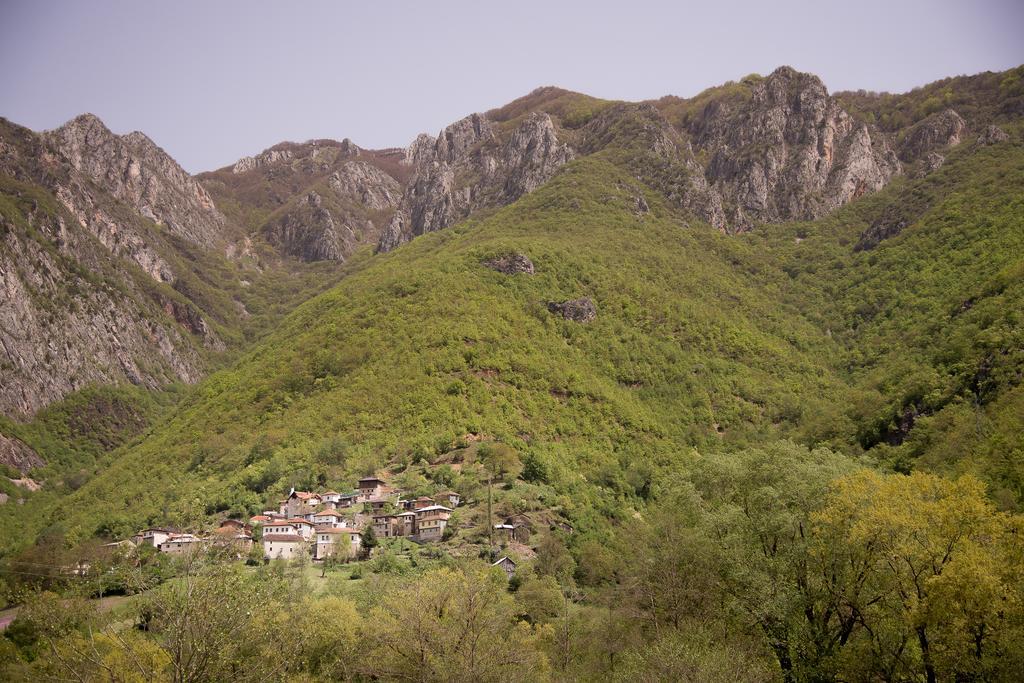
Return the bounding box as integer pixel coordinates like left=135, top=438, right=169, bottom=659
left=487, top=472, right=493, bottom=550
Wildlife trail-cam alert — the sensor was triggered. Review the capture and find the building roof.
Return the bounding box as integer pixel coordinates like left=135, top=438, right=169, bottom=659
left=165, top=533, right=202, bottom=542
left=250, top=515, right=271, bottom=522
left=416, top=505, right=453, bottom=513
left=263, top=534, right=305, bottom=543
left=315, top=527, right=345, bottom=534
left=314, top=510, right=344, bottom=517
left=287, top=518, right=315, bottom=526
left=320, top=491, right=339, bottom=495
left=492, top=556, right=516, bottom=566
left=358, top=476, right=386, bottom=485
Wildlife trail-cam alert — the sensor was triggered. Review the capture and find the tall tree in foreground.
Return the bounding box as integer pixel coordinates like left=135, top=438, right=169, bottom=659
left=367, top=565, right=549, bottom=682
left=814, top=470, right=1024, bottom=683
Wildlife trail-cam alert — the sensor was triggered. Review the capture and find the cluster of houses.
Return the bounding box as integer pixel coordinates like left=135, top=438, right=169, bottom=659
left=130, top=476, right=461, bottom=563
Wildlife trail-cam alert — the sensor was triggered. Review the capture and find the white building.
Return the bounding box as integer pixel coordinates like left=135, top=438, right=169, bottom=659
left=262, top=534, right=306, bottom=560
left=133, top=528, right=173, bottom=548
left=159, top=533, right=205, bottom=554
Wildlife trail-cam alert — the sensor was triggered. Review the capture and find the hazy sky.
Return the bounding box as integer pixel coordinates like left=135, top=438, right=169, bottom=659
left=2, top=1, right=1022, bottom=173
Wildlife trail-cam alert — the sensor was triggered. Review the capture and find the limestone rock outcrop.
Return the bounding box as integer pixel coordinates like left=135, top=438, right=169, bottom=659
left=377, top=112, right=574, bottom=252
left=897, top=109, right=966, bottom=162
left=978, top=124, right=1010, bottom=145
left=687, top=67, right=901, bottom=231
left=548, top=297, right=597, bottom=323
left=47, top=114, right=227, bottom=247
left=484, top=252, right=535, bottom=275
left=0, top=117, right=219, bottom=415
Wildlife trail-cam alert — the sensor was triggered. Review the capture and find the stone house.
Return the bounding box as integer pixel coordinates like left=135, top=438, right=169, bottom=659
left=159, top=533, right=205, bottom=554
left=492, top=556, right=516, bottom=578
left=311, top=509, right=349, bottom=527
left=314, top=527, right=352, bottom=560
left=372, top=514, right=397, bottom=539
left=263, top=534, right=306, bottom=560
left=212, top=526, right=253, bottom=554
left=263, top=519, right=315, bottom=541
left=357, top=477, right=388, bottom=501
left=279, top=489, right=321, bottom=517
left=413, top=505, right=452, bottom=541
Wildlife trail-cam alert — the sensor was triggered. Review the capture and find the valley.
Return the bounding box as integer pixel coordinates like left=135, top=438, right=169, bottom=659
left=1, top=62, right=1023, bottom=681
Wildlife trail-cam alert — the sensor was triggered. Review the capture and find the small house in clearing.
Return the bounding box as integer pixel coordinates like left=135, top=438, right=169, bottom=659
left=439, top=491, right=461, bottom=507
left=492, top=556, right=516, bottom=578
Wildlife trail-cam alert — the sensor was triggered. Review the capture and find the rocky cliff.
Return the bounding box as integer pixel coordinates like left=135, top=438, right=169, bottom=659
left=202, top=140, right=406, bottom=262
left=683, top=67, right=902, bottom=231
left=47, top=114, right=228, bottom=247
left=377, top=111, right=574, bottom=252
left=0, top=117, right=227, bottom=415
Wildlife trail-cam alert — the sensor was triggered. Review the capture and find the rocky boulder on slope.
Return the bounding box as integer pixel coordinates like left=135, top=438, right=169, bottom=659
left=484, top=252, right=535, bottom=275
left=548, top=297, right=597, bottom=322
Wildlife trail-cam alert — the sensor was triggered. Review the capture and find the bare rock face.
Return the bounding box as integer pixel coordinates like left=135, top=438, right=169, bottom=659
left=855, top=204, right=911, bottom=251
left=689, top=67, right=901, bottom=231
left=548, top=297, right=597, bottom=323
left=0, top=117, right=218, bottom=415
left=328, top=161, right=402, bottom=211
left=264, top=191, right=350, bottom=262
left=0, top=207, right=207, bottom=415
left=502, top=112, right=575, bottom=199
left=48, top=114, right=227, bottom=247
left=922, top=152, right=946, bottom=175
left=260, top=160, right=402, bottom=262
left=978, top=124, right=1010, bottom=145
left=403, top=133, right=437, bottom=166
left=0, top=432, right=44, bottom=473
left=232, top=148, right=293, bottom=173
left=484, top=252, right=535, bottom=275
left=897, top=109, right=966, bottom=162
left=377, top=112, right=574, bottom=252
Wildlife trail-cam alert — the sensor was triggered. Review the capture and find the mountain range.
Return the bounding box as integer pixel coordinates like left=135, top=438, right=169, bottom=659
left=1, top=64, right=1022, bottom=549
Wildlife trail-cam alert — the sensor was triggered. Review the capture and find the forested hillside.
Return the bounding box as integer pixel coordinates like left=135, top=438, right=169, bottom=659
left=1, top=65, right=1022, bottom=682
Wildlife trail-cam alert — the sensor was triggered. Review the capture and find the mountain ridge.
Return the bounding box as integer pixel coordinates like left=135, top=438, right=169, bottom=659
left=0, top=65, right=1020, bottom=545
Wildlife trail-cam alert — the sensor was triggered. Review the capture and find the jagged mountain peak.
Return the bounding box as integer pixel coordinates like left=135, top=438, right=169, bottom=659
left=46, top=111, right=228, bottom=247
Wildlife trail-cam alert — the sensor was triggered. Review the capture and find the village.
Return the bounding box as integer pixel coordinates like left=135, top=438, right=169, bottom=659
left=126, top=474, right=520, bottom=577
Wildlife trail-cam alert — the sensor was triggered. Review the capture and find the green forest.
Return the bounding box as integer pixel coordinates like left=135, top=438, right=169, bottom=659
left=1, top=64, right=1023, bottom=682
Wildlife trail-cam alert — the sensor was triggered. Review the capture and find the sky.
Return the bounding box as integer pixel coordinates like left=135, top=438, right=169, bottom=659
left=2, top=1, right=1022, bottom=173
